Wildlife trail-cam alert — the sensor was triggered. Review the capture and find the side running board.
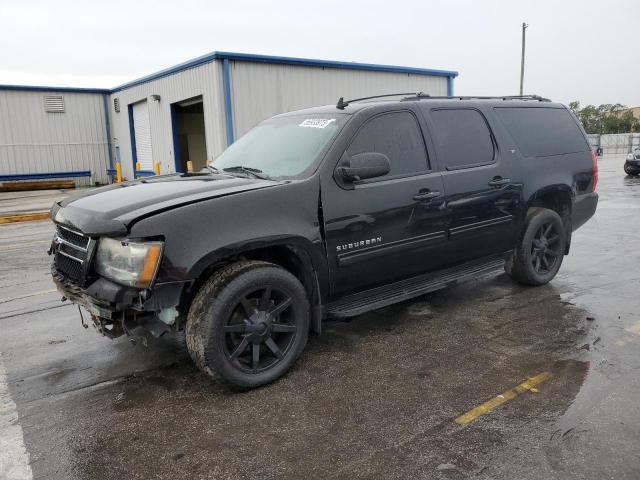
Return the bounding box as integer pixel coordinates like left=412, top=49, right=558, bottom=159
left=324, top=255, right=506, bottom=319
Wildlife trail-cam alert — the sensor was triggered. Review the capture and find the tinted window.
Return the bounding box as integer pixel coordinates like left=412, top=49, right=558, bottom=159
left=430, top=109, right=495, bottom=169
left=347, top=111, right=429, bottom=177
left=494, top=107, right=589, bottom=158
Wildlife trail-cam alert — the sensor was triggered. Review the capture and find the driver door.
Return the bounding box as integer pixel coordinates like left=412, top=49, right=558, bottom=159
left=321, top=109, right=448, bottom=297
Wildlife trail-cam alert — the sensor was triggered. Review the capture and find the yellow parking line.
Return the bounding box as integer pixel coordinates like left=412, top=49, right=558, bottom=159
left=455, top=372, right=553, bottom=425
left=0, top=212, right=50, bottom=224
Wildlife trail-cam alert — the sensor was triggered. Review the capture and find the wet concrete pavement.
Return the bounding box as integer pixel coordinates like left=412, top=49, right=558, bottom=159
left=1, top=156, right=639, bottom=479
left=0, top=189, right=76, bottom=216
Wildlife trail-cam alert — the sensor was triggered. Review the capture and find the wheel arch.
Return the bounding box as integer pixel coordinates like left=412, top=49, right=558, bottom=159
left=180, top=237, right=326, bottom=334
left=525, top=185, right=574, bottom=253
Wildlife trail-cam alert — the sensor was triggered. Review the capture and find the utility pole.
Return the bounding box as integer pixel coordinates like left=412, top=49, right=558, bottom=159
left=519, top=22, right=528, bottom=95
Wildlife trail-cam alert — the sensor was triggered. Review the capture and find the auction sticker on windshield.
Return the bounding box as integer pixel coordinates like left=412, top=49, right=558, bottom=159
left=299, top=119, right=335, bottom=128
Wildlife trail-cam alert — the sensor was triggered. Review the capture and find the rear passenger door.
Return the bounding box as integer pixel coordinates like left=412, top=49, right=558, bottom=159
left=425, top=107, right=520, bottom=263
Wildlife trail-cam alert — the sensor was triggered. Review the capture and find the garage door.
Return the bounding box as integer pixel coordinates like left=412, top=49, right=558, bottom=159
left=132, top=101, right=153, bottom=170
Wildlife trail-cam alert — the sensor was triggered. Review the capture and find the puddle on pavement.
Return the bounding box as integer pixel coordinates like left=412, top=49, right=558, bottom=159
left=55, top=273, right=604, bottom=480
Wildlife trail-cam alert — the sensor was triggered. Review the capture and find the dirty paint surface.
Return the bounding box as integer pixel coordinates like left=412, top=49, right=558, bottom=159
left=0, top=156, right=639, bottom=479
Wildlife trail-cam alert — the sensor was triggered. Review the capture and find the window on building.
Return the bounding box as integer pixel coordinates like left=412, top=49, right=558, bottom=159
left=346, top=111, right=429, bottom=178
left=430, top=108, right=495, bottom=170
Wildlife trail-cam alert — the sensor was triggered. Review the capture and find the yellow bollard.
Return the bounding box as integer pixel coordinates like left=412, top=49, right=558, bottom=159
left=154, top=161, right=161, bottom=175
left=115, top=162, right=122, bottom=183
left=135, top=161, right=141, bottom=172
left=186, top=161, right=193, bottom=173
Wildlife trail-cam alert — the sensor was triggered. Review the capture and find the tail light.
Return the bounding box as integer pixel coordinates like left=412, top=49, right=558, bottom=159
left=591, top=150, right=598, bottom=192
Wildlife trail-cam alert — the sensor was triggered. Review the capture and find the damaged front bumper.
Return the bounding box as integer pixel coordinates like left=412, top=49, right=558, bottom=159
left=51, top=267, right=190, bottom=339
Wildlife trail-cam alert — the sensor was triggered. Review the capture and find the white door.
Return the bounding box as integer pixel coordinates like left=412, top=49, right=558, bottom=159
left=132, top=101, right=153, bottom=171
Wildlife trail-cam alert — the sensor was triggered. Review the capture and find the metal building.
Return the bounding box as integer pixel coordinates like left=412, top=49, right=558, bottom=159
left=0, top=86, right=111, bottom=185
left=0, top=52, right=458, bottom=184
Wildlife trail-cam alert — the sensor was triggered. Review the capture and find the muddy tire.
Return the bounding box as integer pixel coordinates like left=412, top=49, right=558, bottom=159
left=506, top=208, right=567, bottom=286
left=624, top=164, right=639, bottom=176
left=186, top=260, right=309, bottom=389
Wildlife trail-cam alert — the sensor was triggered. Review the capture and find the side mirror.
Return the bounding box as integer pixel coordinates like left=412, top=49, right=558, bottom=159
left=336, top=152, right=391, bottom=182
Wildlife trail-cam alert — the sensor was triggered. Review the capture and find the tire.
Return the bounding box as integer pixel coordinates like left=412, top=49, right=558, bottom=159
left=186, top=260, right=310, bottom=389
left=624, top=164, right=639, bottom=176
left=505, top=208, right=567, bottom=286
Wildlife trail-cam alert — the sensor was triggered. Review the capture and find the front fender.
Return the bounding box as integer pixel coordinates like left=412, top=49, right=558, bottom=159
left=127, top=177, right=326, bottom=287
left=187, top=235, right=326, bottom=281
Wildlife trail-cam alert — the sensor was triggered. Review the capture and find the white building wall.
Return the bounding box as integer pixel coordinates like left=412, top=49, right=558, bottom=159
left=108, top=62, right=227, bottom=181
left=229, top=61, right=448, bottom=138
left=0, top=89, right=110, bottom=185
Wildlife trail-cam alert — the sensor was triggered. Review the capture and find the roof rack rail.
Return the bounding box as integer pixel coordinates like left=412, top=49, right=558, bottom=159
left=335, top=93, right=552, bottom=109
left=400, top=94, right=551, bottom=102
left=336, top=92, right=421, bottom=110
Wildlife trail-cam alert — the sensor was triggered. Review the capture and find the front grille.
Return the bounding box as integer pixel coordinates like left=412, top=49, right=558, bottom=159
left=53, top=225, right=94, bottom=284
left=57, top=225, right=89, bottom=249
left=55, top=251, right=85, bottom=281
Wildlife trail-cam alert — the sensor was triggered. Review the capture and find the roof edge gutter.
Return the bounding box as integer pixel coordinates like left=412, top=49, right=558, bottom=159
left=0, top=52, right=459, bottom=97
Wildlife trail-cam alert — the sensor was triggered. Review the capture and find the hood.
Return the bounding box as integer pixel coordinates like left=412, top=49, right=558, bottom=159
left=52, top=173, right=282, bottom=236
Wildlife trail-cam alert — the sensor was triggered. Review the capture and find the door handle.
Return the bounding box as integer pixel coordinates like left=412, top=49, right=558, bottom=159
left=413, top=190, right=441, bottom=201
left=488, top=177, right=511, bottom=187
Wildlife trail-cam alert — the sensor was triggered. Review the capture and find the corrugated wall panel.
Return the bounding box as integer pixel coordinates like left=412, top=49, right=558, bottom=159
left=107, top=59, right=449, bottom=179
left=229, top=61, right=448, bottom=138
left=0, top=89, right=110, bottom=185
left=107, top=61, right=227, bottom=180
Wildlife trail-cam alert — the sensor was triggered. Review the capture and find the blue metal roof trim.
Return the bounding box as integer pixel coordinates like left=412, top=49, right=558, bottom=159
left=110, top=51, right=221, bottom=92
left=0, top=52, right=458, bottom=95
left=0, top=84, right=110, bottom=94
left=215, top=51, right=459, bottom=78
left=110, top=51, right=459, bottom=93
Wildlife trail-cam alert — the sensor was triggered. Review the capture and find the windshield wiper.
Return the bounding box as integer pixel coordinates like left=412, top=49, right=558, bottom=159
left=202, top=165, right=223, bottom=174
left=222, top=166, right=272, bottom=180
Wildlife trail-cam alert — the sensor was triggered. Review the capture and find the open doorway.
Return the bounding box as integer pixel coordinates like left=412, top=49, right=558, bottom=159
left=171, top=96, right=207, bottom=172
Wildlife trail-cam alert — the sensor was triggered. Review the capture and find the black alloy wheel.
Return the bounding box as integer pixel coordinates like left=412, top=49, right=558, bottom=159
left=505, top=207, right=567, bottom=286
left=186, top=260, right=310, bottom=389
left=530, top=221, right=562, bottom=275
left=223, top=286, right=298, bottom=373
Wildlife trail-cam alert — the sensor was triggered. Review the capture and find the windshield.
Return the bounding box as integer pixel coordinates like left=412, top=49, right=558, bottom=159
left=211, top=114, right=347, bottom=179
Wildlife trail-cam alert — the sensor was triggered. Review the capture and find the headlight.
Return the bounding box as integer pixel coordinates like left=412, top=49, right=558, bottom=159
left=95, top=238, right=163, bottom=288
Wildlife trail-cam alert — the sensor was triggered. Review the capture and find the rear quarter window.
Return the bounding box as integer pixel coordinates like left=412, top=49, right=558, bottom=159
left=494, top=107, right=589, bottom=158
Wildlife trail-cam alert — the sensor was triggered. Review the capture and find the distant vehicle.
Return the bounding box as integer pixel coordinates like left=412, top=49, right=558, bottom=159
left=625, top=148, right=640, bottom=176
left=49, top=94, right=598, bottom=389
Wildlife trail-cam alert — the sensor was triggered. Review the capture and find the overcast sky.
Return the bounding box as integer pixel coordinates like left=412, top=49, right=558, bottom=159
left=1, top=0, right=637, bottom=107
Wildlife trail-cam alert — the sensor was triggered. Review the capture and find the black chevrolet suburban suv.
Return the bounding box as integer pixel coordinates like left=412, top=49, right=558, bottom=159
left=50, top=94, right=598, bottom=388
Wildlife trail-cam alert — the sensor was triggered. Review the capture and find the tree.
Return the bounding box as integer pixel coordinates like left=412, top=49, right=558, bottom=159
left=569, top=101, right=640, bottom=134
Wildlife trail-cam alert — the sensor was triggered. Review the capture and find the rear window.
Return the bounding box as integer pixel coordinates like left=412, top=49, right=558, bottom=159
left=494, top=107, right=589, bottom=158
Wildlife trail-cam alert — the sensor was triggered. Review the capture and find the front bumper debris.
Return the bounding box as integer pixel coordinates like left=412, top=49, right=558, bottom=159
left=51, top=267, right=190, bottom=338
left=52, top=269, right=114, bottom=319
